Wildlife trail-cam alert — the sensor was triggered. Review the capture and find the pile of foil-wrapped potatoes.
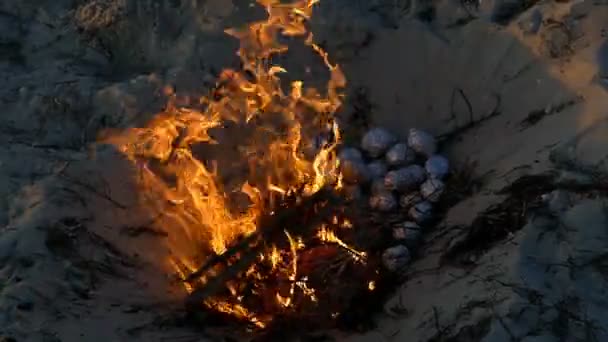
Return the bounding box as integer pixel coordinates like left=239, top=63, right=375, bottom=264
left=338, top=128, right=450, bottom=272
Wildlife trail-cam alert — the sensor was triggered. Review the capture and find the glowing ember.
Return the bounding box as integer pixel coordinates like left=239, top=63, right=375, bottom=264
left=368, top=281, right=376, bottom=291
left=99, top=0, right=383, bottom=329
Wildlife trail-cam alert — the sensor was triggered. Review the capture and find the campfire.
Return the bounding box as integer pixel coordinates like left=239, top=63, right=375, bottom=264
left=100, top=0, right=450, bottom=336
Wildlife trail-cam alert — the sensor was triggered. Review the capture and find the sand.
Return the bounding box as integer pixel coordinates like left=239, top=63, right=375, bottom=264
left=1, top=0, right=607, bottom=341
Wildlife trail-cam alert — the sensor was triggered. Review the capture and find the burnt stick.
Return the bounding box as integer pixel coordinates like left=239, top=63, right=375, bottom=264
left=184, top=187, right=343, bottom=304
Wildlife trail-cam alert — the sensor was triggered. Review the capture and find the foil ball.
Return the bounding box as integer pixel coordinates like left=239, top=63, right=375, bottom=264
left=407, top=128, right=437, bottom=157
left=384, top=165, right=426, bottom=192
left=382, top=245, right=411, bottom=272
left=408, top=201, right=433, bottom=224
left=367, top=160, right=388, bottom=180
left=400, top=192, right=423, bottom=209
left=369, top=191, right=397, bottom=212
left=339, top=147, right=363, bottom=162
left=425, top=155, right=450, bottom=180
left=385, top=143, right=416, bottom=167
left=371, top=178, right=388, bottom=195
left=420, top=178, right=445, bottom=202
left=392, top=226, right=407, bottom=240
left=361, top=128, right=397, bottom=158
left=393, top=222, right=423, bottom=249
left=341, top=159, right=370, bottom=185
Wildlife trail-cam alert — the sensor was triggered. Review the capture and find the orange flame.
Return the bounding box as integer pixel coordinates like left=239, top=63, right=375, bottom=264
left=101, top=0, right=346, bottom=327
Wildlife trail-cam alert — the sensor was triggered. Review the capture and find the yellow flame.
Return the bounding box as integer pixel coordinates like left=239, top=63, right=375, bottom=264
left=276, top=230, right=299, bottom=308
left=317, top=225, right=367, bottom=262
left=207, top=299, right=266, bottom=329
left=270, top=245, right=281, bottom=270
left=368, top=281, right=376, bottom=291
left=296, top=277, right=317, bottom=302
left=102, top=0, right=346, bottom=327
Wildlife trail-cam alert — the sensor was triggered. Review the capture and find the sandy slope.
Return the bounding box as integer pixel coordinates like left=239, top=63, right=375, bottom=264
left=1, top=0, right=607, bottom=341
left=344, top=2, right=608, bottom=341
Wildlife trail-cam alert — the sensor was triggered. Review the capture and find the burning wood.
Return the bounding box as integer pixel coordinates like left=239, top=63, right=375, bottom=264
left=182, top=187, right=379, bottom=329
left=184, top=188, right=340, bottom=297
left=99, top=0, right=454, bottom=336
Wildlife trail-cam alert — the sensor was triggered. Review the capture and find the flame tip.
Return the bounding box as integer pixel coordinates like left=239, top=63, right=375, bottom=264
left=108, top=0, right=347, bottom=328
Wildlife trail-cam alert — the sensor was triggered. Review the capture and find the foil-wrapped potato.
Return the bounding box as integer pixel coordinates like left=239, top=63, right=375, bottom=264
left=393, top=221, right=423, bottom=249
left=339, top=147, right=363, bottom=162
left=425, top=155, right=449, bottom=180
left=367, top=160, right=388, bottom=180
left=407, top=128, right=437, bottom=157
left=369, top=191, right=397, bottom=212
left=382, top=245, right=411, bottom=272
left=341, top=159, right=370, bottom=185
left=361, top=128, right=397, bottom=158
left=384, top=165, right=426, bottom=192
left=385, top=143, right=416, bottom=167
left=420, top=178, right=445, bottom=202
left=371, top=178, right=388, bottom=195
left=408, top=201, right=433, bottom=224
left=399, top=192, right=423, bottom=209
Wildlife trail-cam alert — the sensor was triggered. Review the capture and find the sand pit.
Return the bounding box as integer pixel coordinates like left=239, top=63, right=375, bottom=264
left=1, top=1, right=608, bottom=341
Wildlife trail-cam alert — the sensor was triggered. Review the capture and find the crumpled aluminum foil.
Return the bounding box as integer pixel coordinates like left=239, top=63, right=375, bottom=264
left=420, top=178, right=445, bottom=202
left=407, top=128, right=437, bottom=157
left=361, top=128, right=397, bottom=158
left=400, top=192, right=423, bottom=209
left=408, top=201, right=433, bottom=224
left=370, top=178, right=388, bottom=195
left=367, top=160, right=388, bottom=180
left=382, top=245, right=411, bottom=272
left=385, top=143, right=416, bottom=167
left=384, top=165, right=426, bottom=192
left=392, top=221, right=423, bottom=249
left=369, top=191, right=397, bottom=212
left=341, top=159, right=370, bottom=184
left=339, top=147, right=363, bottom=162
left=425, top=155, right=449, bottom=180
left=392, top=226, right=407, bottom=240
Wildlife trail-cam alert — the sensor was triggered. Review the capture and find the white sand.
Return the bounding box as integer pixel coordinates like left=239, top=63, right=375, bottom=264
left=1, top=0, right=607, bottom=341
